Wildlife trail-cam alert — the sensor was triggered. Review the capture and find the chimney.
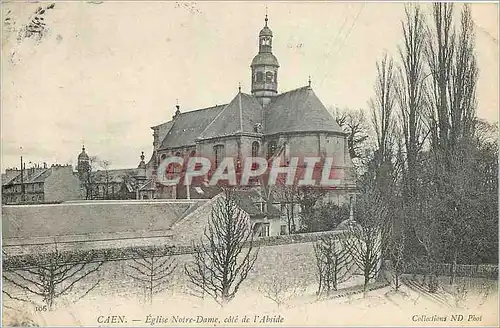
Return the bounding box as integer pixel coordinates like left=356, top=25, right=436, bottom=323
left=173, top=104, right=181, bottom=119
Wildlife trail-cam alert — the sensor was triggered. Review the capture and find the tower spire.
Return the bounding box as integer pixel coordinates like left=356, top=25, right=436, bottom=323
left=265, top=6, right=268, bottom=27
left=251, top=8, right=279, bottom=108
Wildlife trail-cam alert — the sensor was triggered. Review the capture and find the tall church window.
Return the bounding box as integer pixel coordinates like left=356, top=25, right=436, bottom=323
left=251, top=141, right=260, bottom=158
left=267, top=141, right=277, bottom=159
left=213, top=145, right=225, bottom=168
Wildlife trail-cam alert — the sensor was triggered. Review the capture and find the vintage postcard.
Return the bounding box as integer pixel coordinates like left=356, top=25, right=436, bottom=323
left=1, top=1, right=498, bottom=327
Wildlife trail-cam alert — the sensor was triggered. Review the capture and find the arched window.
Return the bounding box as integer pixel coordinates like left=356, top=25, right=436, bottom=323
left=251, top=141, right=260, bottom=158
left=173, top=152, right=182, bottom=173
left=267, top=141, right=277, bottom=159
left=213, top=145, right=225, bottom=168
left=256, top=71, right=264, bottom=83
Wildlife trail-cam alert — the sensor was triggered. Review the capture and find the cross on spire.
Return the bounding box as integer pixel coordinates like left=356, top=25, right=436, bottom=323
left=238, top=82, right=241, bottom=92
left=308, top=76, right=312, bottom=87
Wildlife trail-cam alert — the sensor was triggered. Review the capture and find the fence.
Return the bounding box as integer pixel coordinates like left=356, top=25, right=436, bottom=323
left=406, top=262, right=498, bottom=279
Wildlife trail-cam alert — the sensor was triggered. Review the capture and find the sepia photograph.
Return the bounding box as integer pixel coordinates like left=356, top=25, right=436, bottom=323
left=1, top=1, right=499, bottom=326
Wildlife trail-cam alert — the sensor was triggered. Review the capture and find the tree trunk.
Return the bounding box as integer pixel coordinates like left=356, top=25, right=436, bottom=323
left=450, top=248, right=458, bottom=285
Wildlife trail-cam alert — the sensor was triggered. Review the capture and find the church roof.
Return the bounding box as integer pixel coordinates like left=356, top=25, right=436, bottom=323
left=78, top=147, right=89, bottom=161
left=251, top=53, right=279, bottom=67
left=199, top=92, right=263, bottom=140
left=155, top=86, right=344, bottom=150
left=159, top=104, right=226, bottom=149
left=264, top=86, right=344, bottom=135
left=259, top=25, right=273, bottom=37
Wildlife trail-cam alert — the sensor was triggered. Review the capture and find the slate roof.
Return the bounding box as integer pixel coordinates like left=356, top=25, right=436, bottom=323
left=159, top=104, right=226, bottom=149
left=2, top=200, right=198, bottom=239
left=232, top=189, right=282, bottom=218
left=176, top=185, right=282, bottom=218
left=199, top=92, right=263, bottom=139
left=264, top=86, right=344, bottom=135
left=92, top=168, right=137, bottom=184
left=2, top=170, right=22, bottom=186
left=4, top=168, right=51, bottom=185
left=251, top=53, right=279, bottom=67
left=155, top=86, right=344, bottom=150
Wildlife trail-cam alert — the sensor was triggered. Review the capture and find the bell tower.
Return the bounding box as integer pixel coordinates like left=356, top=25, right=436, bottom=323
left=251, top=14, right=279, bottom=107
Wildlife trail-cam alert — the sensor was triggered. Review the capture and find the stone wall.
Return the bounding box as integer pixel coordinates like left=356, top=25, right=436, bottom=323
left=3, top=231, right=355, bottom=301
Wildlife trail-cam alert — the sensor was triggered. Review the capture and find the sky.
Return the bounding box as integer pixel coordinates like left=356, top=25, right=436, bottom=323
left=1, top=1, right=498, bottom=170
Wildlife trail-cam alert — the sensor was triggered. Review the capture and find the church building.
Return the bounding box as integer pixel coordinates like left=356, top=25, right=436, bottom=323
left=142, top=15, right=357, bottom=202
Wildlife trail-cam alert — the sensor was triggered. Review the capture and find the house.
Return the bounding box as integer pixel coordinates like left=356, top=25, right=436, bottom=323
left=1, top=164, right=81, bottom=204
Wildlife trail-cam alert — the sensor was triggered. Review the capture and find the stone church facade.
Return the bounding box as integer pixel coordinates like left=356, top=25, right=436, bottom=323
left=143, top=16, right=357, bottom=202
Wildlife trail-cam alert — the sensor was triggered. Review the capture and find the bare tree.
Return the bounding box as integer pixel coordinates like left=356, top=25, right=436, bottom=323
left=314, top=235, right=354, bottom=296
left=396, top=4, right=430, bottom=171
left=335, top=107, right=371, bottom=161
left=386, top=230, right=407, bottom=291
left=396, top=2, right=430, bottom=232
left=426, top=3, right=478, bottom=151
left=81, top=155, right=99, bottom=200
left=258, top=272, right=306, bottom=308
left=184, top=188, right=259, bottom=306
left=273, top=184, right=299, bottom=234
left=369, top=52, right=397, bottom=169
left=125, top=246, right=177, bottom=305
left=2, top=244, right=104, bottom=311
left=341, top=182, right=388, bottom=296
left=97, top=159, right=112, bottom=199
left=269, top=182, right=327, bottom=234
left=296, top=186, right=327, bottom=232
left=81, top=156, right=112, bottom=200
left=424, top=3, right=480, bottom=285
